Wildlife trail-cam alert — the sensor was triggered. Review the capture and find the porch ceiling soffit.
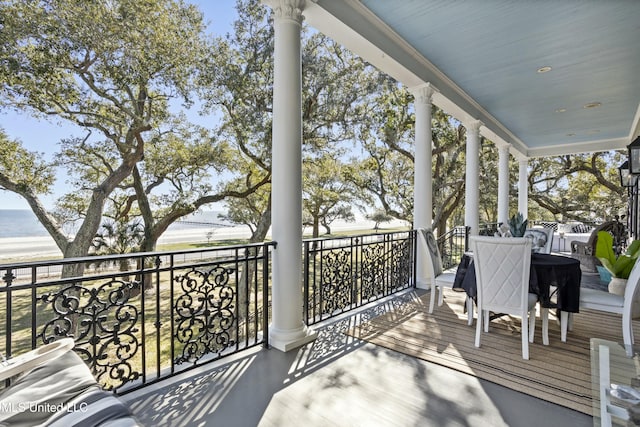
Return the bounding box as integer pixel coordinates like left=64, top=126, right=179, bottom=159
left=304, top=0, right=529, bottom=158
left=304, top=0, right=637, bottom=159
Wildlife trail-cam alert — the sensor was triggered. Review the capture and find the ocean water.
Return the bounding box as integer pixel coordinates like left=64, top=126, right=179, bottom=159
left=0, top=209, right=49, bottom=238
left=0, top=209, right=230, bottom=239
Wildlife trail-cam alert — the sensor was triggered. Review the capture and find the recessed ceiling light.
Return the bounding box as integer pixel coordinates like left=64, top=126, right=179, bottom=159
left=537, top=66, right=552, bottom=73
left=555, top=108, right=567, bottom=113
left=583, top=102, right=602, bottom=109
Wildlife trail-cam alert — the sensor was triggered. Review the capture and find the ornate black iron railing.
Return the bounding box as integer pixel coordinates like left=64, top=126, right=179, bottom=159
left=436, top=226, right=470, bottom=270
left=1, top=230, right=424, bottom=393
left=303, top=230, right=417, bottom=325
left=0, top=242, right=274, bottom=394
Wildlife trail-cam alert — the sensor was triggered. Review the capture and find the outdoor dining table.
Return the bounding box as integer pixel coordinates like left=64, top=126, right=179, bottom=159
left=452, top=252, right=583, bottom=313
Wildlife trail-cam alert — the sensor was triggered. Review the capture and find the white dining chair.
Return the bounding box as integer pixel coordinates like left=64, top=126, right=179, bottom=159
left=470, top=236, right=541, bottom=360
left=419, top=229, right=474, bottom=325
left=573, top=257, right=640, bottom=356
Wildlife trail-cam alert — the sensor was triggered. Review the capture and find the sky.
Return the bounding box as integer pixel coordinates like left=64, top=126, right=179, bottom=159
left=0, top=1, right=239, bottom=210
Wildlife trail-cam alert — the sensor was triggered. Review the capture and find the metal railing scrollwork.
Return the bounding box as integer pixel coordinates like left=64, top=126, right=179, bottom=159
left=0, top=242, right=274, bottom=394
left=303, top=230, right=417, bottom=325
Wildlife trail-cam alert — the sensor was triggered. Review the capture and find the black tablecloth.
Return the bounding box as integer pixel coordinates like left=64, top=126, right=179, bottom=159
left=452, top=253, right=582, bottom=312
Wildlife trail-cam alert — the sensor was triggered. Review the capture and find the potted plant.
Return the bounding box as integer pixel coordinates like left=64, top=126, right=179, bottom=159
left=507, top=212, right=528, bottom=238
left=595, top=231, right=640, bottom=296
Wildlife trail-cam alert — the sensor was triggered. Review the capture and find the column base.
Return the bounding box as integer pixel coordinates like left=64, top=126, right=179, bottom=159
left=269, top=324, right=318, bottom=352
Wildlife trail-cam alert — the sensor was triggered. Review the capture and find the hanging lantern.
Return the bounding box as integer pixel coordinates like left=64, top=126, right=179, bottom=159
left=627, top=135, right=640, bottom=175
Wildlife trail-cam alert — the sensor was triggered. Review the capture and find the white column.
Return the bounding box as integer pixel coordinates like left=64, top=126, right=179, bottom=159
left=497, top=145, right=511, bottom=225
left=464, top=120, right=483, bottom=236
left=518, top=159, right=528, bottom=219
left=265, top=0, right=316, bottom=352
left=410, top=83, right=436, bottom=289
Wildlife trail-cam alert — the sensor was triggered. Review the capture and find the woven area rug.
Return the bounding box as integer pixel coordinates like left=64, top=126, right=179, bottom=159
left=345, top=291, right=640, bottom=415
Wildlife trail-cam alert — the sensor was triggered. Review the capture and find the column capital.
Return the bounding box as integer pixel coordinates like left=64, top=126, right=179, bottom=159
left=263, top=0, right=305, bottom=23
left=498, top=144, right=511, bottom=154
left=409, top=83, right=438, bottom=105
left=464, top=119, right=483, bottom=134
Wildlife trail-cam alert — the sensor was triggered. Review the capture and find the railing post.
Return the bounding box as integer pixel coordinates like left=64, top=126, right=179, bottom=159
left=169, top=253, right=176, bottom=376
left=139, top=257, right=147, bottom=388
left=303, top=240, right=310, bottom=325
left=385, top=233, right=390, bottom=294
left=465, top=226, right=471, bottom=252
left=350, top=236, right=357, bottom=307
left=353, top=236, right=360, bottom=306
left=152, top=255, right=162, bottom=381
left=3, top=269, right=15, bottom=361
left=263, top=242, right=270, bottom=349
left=30, top=266, right=38, bottom=349
left=412, top=229, right=418, bottom=288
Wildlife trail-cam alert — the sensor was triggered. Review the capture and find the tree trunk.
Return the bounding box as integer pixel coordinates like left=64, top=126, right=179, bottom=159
left=237, top=197, right=272, bottom=332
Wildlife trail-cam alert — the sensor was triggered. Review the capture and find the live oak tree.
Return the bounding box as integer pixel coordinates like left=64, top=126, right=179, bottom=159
left=431, top=108, right=467, bottom=233
left=0, top=132, right=57, bottom=230
left=0, top=0, right=211, bottom=268
left=300, top=28, right=378, bottom=237
left=476, top=137, right=502, bottom=226
left=348, top=78, right=470, bottom=235
left=350, top=144, right=414, bottom=222
left=113, top=120, right=270, bottom=253
left=202, top=0, right=377, bottom=241
left=346, top=76, right=625, bottom=235
left=348, top=79, right=415, bottom=223
left=199, top=0, right=274, bottom=244
left=367, top=210, right=394, bottom=231
left=303, top=154, right=357, bottom=237
left=218, top=180, right=272, bottom=240
left=527, top=152, right=627, bottom=223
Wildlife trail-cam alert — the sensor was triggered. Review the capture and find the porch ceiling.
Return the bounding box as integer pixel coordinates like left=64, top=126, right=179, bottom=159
left=304, top=1, right=640, bottom=159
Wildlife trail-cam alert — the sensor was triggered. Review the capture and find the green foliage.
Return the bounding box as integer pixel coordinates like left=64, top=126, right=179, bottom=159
left=0, top=130, right=55, bottom=194
left=527, top=152, right=627, bottom=223
left=596, top=232, right=640, bottom=279
left=0, top=0, right=632, bottom=259
left=1, top=0, right=207, bottom=132
left=303, top=154, right=357, bottom=236
left=207, top=0, right=379, bottom=240
left=219, top=180, right=271, bottom=236
left=367, top=210, right=393, bottom=230
left=508, top=212, right=528, bottom=237
left=0, top=0, right=220, bottom=258
left=89, top=219, right=145, bottom=273
left=91, top=220, right=144, bottom=256
left=350, top=78, right=415, bottom=222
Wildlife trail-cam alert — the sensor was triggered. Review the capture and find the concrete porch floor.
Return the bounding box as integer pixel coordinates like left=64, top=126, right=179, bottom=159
left=122, top=289, right=594, bottom=427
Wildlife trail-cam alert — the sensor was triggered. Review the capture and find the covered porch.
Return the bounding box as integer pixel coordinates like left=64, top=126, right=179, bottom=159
left=0, top=231, right=617, bottom=425
left=265, top=0, right=640, bottom=352
left=1, top=1, right=640, bottom=426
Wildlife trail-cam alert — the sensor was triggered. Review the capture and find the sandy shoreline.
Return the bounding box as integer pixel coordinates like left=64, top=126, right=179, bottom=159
left=0, top=220, right=590, bottom=261
left=0, top=219, right=402, bottom=261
